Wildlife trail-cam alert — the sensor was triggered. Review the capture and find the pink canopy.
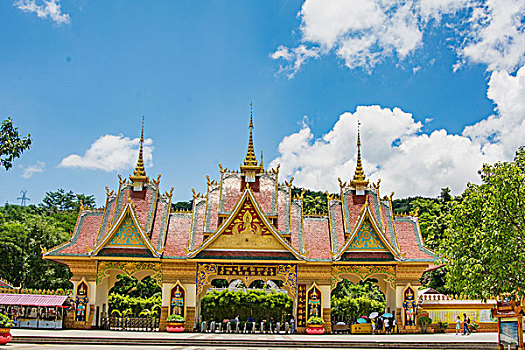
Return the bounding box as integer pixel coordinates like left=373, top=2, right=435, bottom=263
left=0, top=294, right=68, bottom=307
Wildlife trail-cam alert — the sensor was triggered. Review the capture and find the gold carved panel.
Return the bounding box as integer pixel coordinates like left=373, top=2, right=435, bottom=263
left=206, top=196, right=285, bottom=251
left=331, top=264, right=396, bottom=290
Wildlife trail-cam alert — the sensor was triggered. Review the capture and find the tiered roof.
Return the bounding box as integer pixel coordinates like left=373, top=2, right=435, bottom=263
left=45, top=112, right=437, bottom=264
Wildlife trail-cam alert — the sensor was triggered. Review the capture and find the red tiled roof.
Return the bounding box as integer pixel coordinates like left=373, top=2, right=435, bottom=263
left=394, top=218, right=436, bottom=261
left=0, top=294, right=68, bottom=307
left=303, top=217, right=331, bottom=260
left=57, top=212, right=103, bottom=255
left=163, top=213, right=192, bottom=258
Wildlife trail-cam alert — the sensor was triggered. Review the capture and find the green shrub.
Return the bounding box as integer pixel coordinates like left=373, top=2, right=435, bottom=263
left=306, top=316, right=324, bottom=325
left=331, top=295, right=384, bottom=322
left=166, top=314, right=185, bottom=322
left=200, top=289, right=292, bottom=322
left=108, top=292, right=161, bottom=317
left=0, top=313, right=14, bottom=328
left=418, top=316, right=432, bottom=326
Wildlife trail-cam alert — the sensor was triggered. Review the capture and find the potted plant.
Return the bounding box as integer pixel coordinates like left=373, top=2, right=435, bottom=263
left=306, top=316, right=325, bottom=335
left=417, top=316, right=432, bottom=333
left=0, top=313, right=14, bottom=345
left=166, top=314, right=185, bottom=333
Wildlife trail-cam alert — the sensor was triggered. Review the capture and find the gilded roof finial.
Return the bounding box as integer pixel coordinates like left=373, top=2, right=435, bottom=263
left=130, top=116, right=149, bottom=183
left=350, top=121, right=369, bottom=188
left=241, top=102, right=262, bottom=173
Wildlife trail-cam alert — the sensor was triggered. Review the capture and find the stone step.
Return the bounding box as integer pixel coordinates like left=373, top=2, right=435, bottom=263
left=11, top=335, right=498, bottom=350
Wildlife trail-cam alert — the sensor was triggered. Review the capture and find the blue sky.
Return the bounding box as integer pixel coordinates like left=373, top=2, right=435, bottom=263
left=1, top=0, right=524, bottom=205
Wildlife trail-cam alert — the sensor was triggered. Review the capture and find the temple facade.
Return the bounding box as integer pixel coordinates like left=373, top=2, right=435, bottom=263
left=43, top=110, right=437, bottom=332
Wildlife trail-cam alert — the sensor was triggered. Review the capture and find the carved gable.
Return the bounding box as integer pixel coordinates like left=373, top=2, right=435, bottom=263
left=106, top=214, right=147, bottom=248
left=90, top=202, right=160, bottom=257
left=206, top=194, right=285, bottom=251
left=347, top=218, right=388, bottom=251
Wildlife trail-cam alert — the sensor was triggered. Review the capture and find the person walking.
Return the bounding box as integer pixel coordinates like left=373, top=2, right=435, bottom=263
left=290, top=317, right=295, bottom=334
left=384, top=318, right=390, bottom=335
left=462, top=313, right=471, bottom=336
left=371, top=318, right=376, bottom=335
left=392, top=318, right=397, bottom=333
left=455, top=316, right=461, bottom=335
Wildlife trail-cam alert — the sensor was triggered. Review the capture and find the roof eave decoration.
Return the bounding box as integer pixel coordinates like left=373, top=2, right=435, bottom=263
left=129, top=117, right=149, bottom=184
left=240, top=102, right=263, bottom=174
left=89, top=200, right=161, bottom=258
left=187, top=188, right=304, bottom=260
left=350, top=121, right=369, bottom=189
left=334, top=203, right=402, bottom=261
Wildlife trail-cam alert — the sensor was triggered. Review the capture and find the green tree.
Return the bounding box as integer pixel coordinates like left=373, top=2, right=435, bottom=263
left=441, top=147, right=525, bottom=299
left=172, top=200, right=193, bottom=211
left=0, top=117, right=31, bottom=171
left=41, top=189, right=96, bottom=211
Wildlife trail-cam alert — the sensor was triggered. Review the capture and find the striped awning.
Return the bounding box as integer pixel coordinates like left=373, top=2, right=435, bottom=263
left=0, top=294, right=68, bottom=307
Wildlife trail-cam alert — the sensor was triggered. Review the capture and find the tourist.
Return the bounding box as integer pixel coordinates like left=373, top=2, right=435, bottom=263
left=371, top=318, right=376, bottom=335
left=455, top=316, right=461, bottom=335
left=392, top=318, right=397, bottom=333
left=462, top=313, right=471, bottom=336
left=290, top=317, right=295, bottom=334
left=384, top=317, right=390, bottom=334
left=377, top=317, right=383, bottom=334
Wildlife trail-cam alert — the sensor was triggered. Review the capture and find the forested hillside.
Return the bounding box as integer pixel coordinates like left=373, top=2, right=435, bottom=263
left=0, top=190, right=95, bottom=289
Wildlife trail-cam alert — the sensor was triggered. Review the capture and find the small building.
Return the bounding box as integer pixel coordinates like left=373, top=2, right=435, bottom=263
left=0, top=294, right=71, bottom=329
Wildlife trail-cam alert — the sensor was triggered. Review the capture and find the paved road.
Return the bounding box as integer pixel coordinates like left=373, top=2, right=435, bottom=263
left=5, top=346, right=425, bottom=350
left=9, top=328, right=499, bottom=343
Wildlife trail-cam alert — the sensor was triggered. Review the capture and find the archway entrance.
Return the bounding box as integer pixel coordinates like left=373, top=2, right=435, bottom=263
left=95, top=262, right=163, bottom=331
left=195, top=263, right=297, bottom=333
left=331, top=264, right=397, bottom=333
left=199, top=278, right=292, bottom=333
left=331, top=278, right=386, bottom=326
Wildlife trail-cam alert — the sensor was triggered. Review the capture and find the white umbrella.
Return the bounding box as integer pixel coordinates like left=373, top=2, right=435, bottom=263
left=369, top=312, right=379, bottom=319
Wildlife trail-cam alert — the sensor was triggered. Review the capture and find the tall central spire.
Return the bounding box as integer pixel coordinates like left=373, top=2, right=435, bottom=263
left=130, top=117, right=148, bottom=186
left=350, top=121, right=369, bottom=193
left=241, top=102, right=263, bottom=175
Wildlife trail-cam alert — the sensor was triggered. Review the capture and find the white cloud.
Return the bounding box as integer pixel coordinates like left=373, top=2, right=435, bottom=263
left=270, top=45, right=320, bottom=78
left=21, top=161, right=45, bottom=178
left=458, top=0, right=525, bottom=72
left=272, top=0, right=525, bottom=75
left=270, top=66, right=525, bottom=197
left=58, top=135, right=153, bottom=172
left=14, top=0, right=71, bottom=25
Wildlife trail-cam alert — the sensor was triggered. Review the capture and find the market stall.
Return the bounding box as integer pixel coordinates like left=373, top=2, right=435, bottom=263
left=0, top=294, right=71, bottom=329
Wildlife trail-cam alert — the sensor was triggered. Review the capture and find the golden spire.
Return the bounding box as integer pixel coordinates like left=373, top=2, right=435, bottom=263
left=241, top=102, right=262, bottom=173
left=129, top=117, right=148, bottom=184
left=350, top=121, right=369, bottom=189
